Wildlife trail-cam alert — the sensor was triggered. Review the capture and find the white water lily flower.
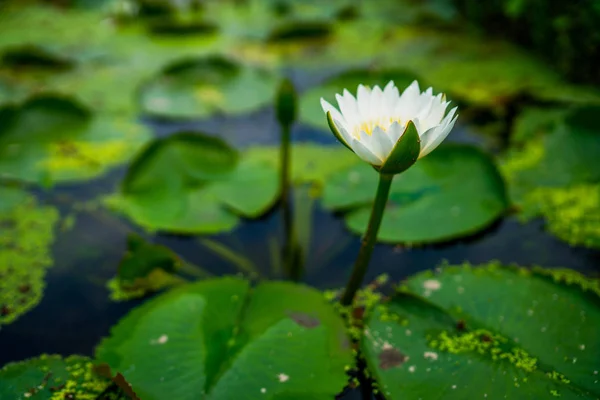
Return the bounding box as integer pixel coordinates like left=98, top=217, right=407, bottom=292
left=321, top=80, right=458, bottom=174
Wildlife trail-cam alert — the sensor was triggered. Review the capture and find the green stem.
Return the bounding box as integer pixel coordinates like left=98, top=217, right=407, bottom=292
left=177, top=260, right=212, bottom=279
left=280, top=123, right=302, bottom=280
left=340, top=173, right=394, bottom=306
left=280, top=124, right=292, bottom=245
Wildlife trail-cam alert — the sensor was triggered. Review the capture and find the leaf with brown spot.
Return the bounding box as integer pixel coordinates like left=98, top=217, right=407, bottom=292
left=378, top=347, right=407, bottom=370
left=288, top=311, right=321, bottom=328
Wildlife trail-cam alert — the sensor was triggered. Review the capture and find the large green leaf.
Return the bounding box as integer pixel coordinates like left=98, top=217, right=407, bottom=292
left=0, top=355, right=119, bottom=400
left=363, top=263, right=600, bottom=399
left=299, top=68, right=420, bottom=130
left=502, top=105, right=600, bottom=248
left=0, top=189, right=58, bottom=326
left=96, top=277, right=353, bottom=400
left=323, top=145, right=509, bottom=244
left=0, top=95, right=150, bottom=184
left=139, top=55, right=280, bottom=119
left=106, top=133, right=279, bottom=234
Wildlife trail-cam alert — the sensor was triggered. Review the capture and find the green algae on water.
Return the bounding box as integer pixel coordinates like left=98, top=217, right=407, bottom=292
left=0, top=196, right=58, bottom=326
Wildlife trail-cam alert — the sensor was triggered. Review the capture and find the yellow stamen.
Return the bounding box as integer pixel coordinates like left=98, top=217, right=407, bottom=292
left=353, top=117, right=402, bottom=138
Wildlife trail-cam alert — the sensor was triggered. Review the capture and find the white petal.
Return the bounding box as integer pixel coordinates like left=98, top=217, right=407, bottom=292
left=357, top=84, right=372, bottom=119
left=320, top=98, right=349, bottom=132
left=335, top=118, right=354, bottom=146
left=425, top=96, right=448, bottom=126
left=350, top=138, right=383, bottom=166
left=402, top=80, right=420, bottom=97
left=336, top=91, right=358, bottom=127
left=371, top=125, right=395, bottom=159
left=419, top=114, right=458, bottom=158
left=382, top=81, right=399, bottom=117
left=357, top=130, right=384, bottom=159
left=370, top=85, right=384, bottom=120
left=387, top=121, right=404, bottom=143
left=396, top=81, right=422, bottom=121
left=418, top=126, right=440, bottom=153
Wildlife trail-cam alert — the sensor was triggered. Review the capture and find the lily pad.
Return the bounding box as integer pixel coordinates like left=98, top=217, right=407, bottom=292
left=502, top=105, right=600, bottom=248
left=323, top=144, right=509, bottom=244
left=0, top=354, right=119, bottom=400
left=267, top=20, right=333, bottom=42
left=299, top=68, right=420, bottom=130
left=139, top=55, right=280, bottom=119
left=0, top=189, right=59, bottom=326
left=363, top=262, right=600, bottom=399
left=95, top=277, right=353, bottom=400
left=372, top=24, right=600, bottom=109
left=245, top=144, right=359, bottom=188
left=0, top=5, right=114, bottom=63
left=0, top=95, right=151, bottom=185
left=106, top=132, right=279, bottom=234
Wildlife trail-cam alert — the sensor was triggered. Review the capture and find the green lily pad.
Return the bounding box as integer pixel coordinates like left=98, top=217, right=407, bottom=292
left=0, top=5, right=114, bottom=63
left=323, top=145, right=509, bottom=244
left=106, top=132, right=279, bottom=234
left=0, top=3, right=223, bottom=113
left=0, top=354, right=120, bottom=400
left=502, top=105, right=600, bottom=248
left=245, top=144, right=359, bottom=188
left=0, top=95, right=151, bottom=185
left=96, top=277, right=353, bottom=400
left=299, top=68, right=420, bottom=131
left=267, top=20, right=333, bottom=42
left=363, top=262, right=600, bottom=399
left=511, top=107, right=568, bottom=145
left=139, top=55, right=280, bottom=119
left=0, top=189, right=59, bottom=326
left=372, top=24, right=600, bottom=108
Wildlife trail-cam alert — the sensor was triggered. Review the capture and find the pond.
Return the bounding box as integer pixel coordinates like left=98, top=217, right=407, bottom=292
left=1, top=1, right=599, bottom=399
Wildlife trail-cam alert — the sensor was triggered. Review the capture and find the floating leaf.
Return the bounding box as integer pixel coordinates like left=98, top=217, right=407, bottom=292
left=511, top=107, right=568, bottom=145
left=323, top=145, right=509, bottom=244
left=502, top=106, right=600, bottom=248
left=96, top=277, right=353, bottom=400
left=267, top=21, right=332, bottom=42
left=0, top=354, right=120, bottom=400
left=299, top=68, right=420, bottom=130
left=139, top=55, right=279, bottom=119
left=0, top=95, right=150, bottom=184
left=106, top=133, right=279, bottom=234
left=0, top=189, right=58, bottom=326
left=245, top=144, right=359, bottom=188
left=363, top=262, right=600, bottom=399
left=374, top=25, right=600, bottom=108
left=0, top=5, right=114, bottom=63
